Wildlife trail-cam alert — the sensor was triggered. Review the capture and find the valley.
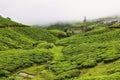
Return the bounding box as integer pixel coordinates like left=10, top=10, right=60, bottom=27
left=0, top=16, right=120, bottom=80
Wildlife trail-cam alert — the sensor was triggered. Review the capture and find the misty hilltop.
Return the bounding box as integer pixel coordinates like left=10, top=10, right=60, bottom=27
left=0, top=16, right=29, bottom=28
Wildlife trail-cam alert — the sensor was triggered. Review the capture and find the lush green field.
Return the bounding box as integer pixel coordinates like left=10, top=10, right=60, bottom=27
left=53, top=28, right=120, bottom=80
left=0, top=17, right=120, bottom=80
left=0, top=27, right=58, bottom=51
left=0, top=49, right=53, bottom=77
left=5, top=28, right=119, bottom=80
left=0, top=16, right=28, bottom=27
left=0, top=22, right=59, bottom=79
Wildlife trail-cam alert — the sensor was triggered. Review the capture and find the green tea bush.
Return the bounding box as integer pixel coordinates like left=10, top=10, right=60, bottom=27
left=0, top=27, right=58, bottom=51
left=0, top=49, right=53, bottom=77
left=107, top=65, right=120, bottom=74
left=49, top=30, right=67, bottom=39
left=51, top=61, right=78, bottom=75
left=70, top=54, right=87, bottom=65
left=35, top=41, right=54, bottom=49
left=56, top=29, right=120, bottom=46
left=77, top=72, right=120, bottom=80
left=111, top=23, right=120, bottom=28
left=102, top=49, right=120, bottom=63
left=54, top=69, right=80, bottom=80
left=0, top=28, right=34, bottom=49
left=13, top=27, right=58, bottom=43
left=81, top=59, right=97, bottom=68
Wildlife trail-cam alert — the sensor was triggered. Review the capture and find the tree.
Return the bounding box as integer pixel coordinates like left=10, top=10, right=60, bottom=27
left=6, top=17, right=11, bottom=20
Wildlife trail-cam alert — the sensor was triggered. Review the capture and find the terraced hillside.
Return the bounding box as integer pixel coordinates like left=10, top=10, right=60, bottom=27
left=5, top=27, right=120, bottom=80
left=0, top=16, right=28, bottom=28
left=0, top=27, right=59, bottom=80
left=0, top=27, right=59, bottom=51
left=0, top=16, right=120, bottom=80
left=54, top=28, right=120, bottom=80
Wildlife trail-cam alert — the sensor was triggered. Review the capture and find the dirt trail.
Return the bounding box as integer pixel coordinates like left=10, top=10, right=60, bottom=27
left=19, top=72, right=34, bottom=78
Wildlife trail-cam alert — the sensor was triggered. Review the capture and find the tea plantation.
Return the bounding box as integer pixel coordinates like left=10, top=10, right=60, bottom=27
left=0, top=16, right=120, bottom=80
left=0, top=16, right=28, bottom=28
left=54, top=28, right=120, bottom=80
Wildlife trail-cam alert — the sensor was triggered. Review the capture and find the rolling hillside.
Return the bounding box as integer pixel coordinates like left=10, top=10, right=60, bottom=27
left=54, top=28, right=120, bottom=80
left=0, top=16, right=119, bottom=80
left=7, top=26, right=120, bottom=80
left=0, top=27, right=58, bottom=51
left=0, top=16, right=29, bottom=28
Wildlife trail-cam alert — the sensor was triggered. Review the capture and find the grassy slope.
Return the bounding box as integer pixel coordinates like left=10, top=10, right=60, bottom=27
left=0, top=16, right=120, bottom=80
left=54, top=28, right=120, bottom=80
left=80, top=59, right=120, bottom=76
left=0, top=17, right=60, bottom=80
left=0, top=16, right=58, bottom=51
left=0, top=16, right=28, bottom=27
left=13, top=27, right=58, bottom=42
left=50, top=46, right=64, bottom=61
left=0, top=27, right=58, bottom=51
left=5, top=28, right=120, bottom=80
left=8, top=45, right=64, bottom=80
left=0, top=26, right=59, bottom=80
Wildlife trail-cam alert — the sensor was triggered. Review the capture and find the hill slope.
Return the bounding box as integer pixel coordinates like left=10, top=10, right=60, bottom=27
left=0, top=27, right=59, bottom=79
left=0, top=16, right=28, bottom=28
left=0, top=17, right=58, bottom=79
left=53, top=28, right=120, bottom=80
left=0, top=27, right=58, bottom=51
left=7, top=27, right=120, bottom=80
left=0, top=16, right=120, bottom=80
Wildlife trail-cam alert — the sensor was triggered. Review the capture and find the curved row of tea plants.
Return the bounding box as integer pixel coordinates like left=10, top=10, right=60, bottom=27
left=0, top=49, right=53, bottom=78
left=0, top=27, right=58, bottom=51
left=50, top=28, right=120, bottom=80
left=56, top=28, right=120, bottom=46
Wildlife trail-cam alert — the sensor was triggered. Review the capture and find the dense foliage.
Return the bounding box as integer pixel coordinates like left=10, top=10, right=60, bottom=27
left=46, top=23, right=72, bottom=30
left=49, top=30, right=67, bottom=39
left=0, top=16, right=28, bottom=27
left=53, top=28, right=120, bottom=80
left=0, top=17, right=120, bottom=80
left=0, top=49, right=53, bottom=77
left=0, top=27, right=58, bottom=50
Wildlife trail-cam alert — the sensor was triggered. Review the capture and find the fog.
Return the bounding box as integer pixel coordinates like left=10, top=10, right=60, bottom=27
left=0, top=0, right=120, bottom=25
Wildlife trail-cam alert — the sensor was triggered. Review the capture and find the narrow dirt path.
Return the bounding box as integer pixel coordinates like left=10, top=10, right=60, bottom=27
left=50, top=46, right=64, bottom=61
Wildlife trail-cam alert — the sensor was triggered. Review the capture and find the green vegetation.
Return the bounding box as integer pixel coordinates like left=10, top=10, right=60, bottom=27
left=13, top=27, right=58, bottom=42
left=0, top=16, right=120, bottom=80
left=46, top=23, right=72, bottom=30
left=49, top=30, right=67, bottom=39
left=54, top=27, right=120, bottom=80
left=0, top=16, right=28, bottom=27
left=0, top=27, right=58, bottom=50
left=111, top=23, right=120, bottom=28
left=0, top=49, right=53, bottom=77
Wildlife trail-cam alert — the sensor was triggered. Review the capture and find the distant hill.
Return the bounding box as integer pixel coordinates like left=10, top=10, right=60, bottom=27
left=0, top=16, right=29, bottom=28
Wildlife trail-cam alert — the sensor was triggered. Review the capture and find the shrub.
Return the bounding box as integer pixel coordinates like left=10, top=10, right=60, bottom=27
left=51, top=61, right=78, bottom=75
left=49, top=30, right=67, bottom=39
left=81, top=59, right=97, bottom=68
left=54, top=69, right=80, bottom=80
left=111, top=23, right=120, bottom=28
left=103, top=49, right=120, bottom=63
left=107, top=66, right=120, bottom=74
left=36, top=41, right=54, bottom=49
left=0, top=49, right=53, bottom=77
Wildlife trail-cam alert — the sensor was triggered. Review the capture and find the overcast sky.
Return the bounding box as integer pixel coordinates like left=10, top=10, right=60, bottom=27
left=0, top=0, right=120, bottom=25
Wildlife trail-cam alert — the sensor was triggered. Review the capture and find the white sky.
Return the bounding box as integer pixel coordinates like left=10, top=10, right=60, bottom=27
left=0, top=0, right=120, bottom=25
